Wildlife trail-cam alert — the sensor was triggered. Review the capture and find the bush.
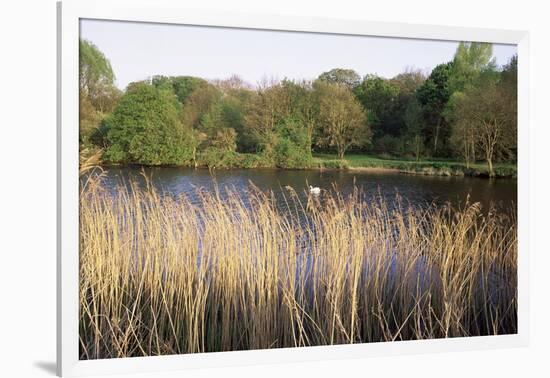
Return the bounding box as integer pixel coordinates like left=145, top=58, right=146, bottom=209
left=273, top=117, right=313, bottom=168
left=240, top=153, right=270, bottom=169
left=198, top=149, right=242, bottom=168
left=102, top=82, right=197, bottom=165
left=274, top=137, right=313, bottom=168
left=319, top=159, right=349, bottom=169
left=373, top=135, right=405, bottom=156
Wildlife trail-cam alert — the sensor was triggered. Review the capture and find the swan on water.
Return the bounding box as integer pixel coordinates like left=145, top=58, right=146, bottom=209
left=309, top=185, right=321, bottom=195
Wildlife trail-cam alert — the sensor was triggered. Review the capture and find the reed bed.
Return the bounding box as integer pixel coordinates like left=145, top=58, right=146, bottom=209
left=79, top=177, right=517, bottom=359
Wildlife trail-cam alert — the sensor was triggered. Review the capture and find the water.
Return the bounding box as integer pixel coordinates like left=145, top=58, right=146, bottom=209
left=95, top=166, right=517, bottom=215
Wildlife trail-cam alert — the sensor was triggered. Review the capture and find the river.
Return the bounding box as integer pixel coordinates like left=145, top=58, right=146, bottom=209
left=94, top=166, right=516, bottom=215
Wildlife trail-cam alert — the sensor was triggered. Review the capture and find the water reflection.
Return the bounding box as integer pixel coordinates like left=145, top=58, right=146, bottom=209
left=90, top=166, right=517, bottom=216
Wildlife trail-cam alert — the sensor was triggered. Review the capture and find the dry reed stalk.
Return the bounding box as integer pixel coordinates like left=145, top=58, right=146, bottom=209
left=79, top=177, right=517, bottom=359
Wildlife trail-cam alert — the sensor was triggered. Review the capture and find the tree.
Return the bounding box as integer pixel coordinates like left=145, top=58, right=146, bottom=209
left=278, top=79, right=321, bottom=147
left=354, top=75, right=399, bottom=138
left=449, top=42, right=495, bottom=93
left=243, top=79, right=291, bottom=157
left=449, top=91, right=476, bottom=168
left=451, top=73, right=515, bottom=176
left=79, top=39, right=119, bottom=113
left=79, top=39, right=121, bottom=145
left=200, top=102, right=238, bottom=152
left=403, top=97, right=424, bottom=161
left=180, top=83, right=221, bottom=129
left=499, top=55, right=518, bottom=160
left=103, top=82, right=196, bottom=165
left=152, top=75, right=208, bottom=105
left=318, top=68, right=361, bottom=89
left=317, top=82, right=370, bottom=159
left=416, top=62, right=454, bottom=156
left=274, top=116, right=313, bottom=168
left=390, top=69, right=427, bottom=96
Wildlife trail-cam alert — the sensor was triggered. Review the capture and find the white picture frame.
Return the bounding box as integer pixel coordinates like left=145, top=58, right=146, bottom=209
left=57, top=0, right=530, bottom=376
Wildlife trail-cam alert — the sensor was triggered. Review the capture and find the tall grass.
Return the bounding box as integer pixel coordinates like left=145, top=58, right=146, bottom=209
left=79, top=178, right=517, bottom=359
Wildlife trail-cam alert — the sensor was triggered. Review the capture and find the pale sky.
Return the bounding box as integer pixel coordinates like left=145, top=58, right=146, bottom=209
left=80, top=19, right=517, bottom=90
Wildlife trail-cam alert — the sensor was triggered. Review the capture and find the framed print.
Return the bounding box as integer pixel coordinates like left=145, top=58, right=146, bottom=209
left=57, top=0, right=529, bottom=376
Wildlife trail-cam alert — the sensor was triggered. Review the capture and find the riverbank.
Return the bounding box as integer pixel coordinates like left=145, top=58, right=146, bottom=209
left=313, top=154, right=517, bottom=178
left=82, top=148, right=517, bottom=178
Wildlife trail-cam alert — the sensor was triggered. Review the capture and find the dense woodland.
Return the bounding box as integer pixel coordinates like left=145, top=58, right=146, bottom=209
left=79, top=39, right=517, bottom=176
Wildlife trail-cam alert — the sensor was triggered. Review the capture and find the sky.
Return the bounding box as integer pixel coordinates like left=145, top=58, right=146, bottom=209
left=80, top=19, right=518, bottom=90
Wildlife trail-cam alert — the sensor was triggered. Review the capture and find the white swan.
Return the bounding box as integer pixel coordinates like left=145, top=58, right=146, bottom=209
left=309, top=185, right=321, bottom=195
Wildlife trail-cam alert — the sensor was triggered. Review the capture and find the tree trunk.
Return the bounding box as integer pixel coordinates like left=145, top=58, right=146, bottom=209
left=338, top=145, right=345, bottom=160
left=487, top=158, right=494, bottom=177
left=433, top=118, right=442, bottom=155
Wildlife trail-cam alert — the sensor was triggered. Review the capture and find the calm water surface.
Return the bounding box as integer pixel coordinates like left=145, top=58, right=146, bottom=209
left=96, top=167, right=517, bottom=215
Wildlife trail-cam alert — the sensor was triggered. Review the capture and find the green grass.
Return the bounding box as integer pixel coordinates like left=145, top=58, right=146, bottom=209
left=313, top=153, right=517, bottom=178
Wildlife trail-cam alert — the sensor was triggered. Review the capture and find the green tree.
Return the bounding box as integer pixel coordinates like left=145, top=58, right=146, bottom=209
left=318, top=68, right=361, bottom=89
left=500, top=54, right=518, bottom=158
left=416, top=62, right=454, bottom=156
left=354, top=75, right=400, bottom=138
left=103, top=82, right=196, bottom=165
left=274, top=116, right=313, bottom=168
left=200, top=102, right=238, bottom=152
left=317, top=82, right=370, bottom=159
left=451, top=72, right=515, bottom=176
left=243, top=80, right=290, bottom=158
left=79, top=39, right=121, bottom=145
left=390, top=69, right=426, bottom=137
left=403, top=97, right=425, bottom=161
left=79, top=39, right=119, bottom=112
left=445, top=42, right=497, bottom=163
left=448, top=91, right=476, bottom=167
left=449, top=42, right=495, bottom=93
left=152, top=75, right=208, bottom=105
left=181, top=83, right=221, bottom=130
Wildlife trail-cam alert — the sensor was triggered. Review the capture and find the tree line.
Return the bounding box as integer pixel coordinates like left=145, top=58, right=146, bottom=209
left=79, top=39, right=517, bottom=175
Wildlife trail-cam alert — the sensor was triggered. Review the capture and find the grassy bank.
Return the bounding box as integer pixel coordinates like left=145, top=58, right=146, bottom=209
left=80, top=178, right=517, bottom=359
left=314, top=153, right=517, bottom=178
left=83, top=148, right=516, bottom=178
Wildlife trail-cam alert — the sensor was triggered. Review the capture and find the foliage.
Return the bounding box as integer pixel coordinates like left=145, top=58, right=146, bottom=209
left=152, top=75, right=208, bottom=104
left=317, top=82, right=371, bottom=158
left=403, top=97, right=425, bottom=161
left=79, top=39, right=118, bottom=111
left=181, top=82, right=221, bottom=129
left=416, top=62, right=454, bottom=156
left=317, top=158, right=349, bottom=169
left=102, top=82, right=196, bottom=165
left=78, top=41, right=517, bottom=172
left=317, top=68, right=361, bottom=89
left=274, top=117, right=313, bottom=168
left=79, top=39, right=122, bottom=146
left=354, top=75, right=400, bottom=138
left=450, top=71, right=516, bottom=176
left=372, top=135, right=405, bottom=156
left=449, top=42, right=495, bottom=93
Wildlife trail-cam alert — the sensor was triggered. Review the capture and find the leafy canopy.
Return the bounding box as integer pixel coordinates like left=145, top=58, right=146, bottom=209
left=103, top=82, right=196, bottom=165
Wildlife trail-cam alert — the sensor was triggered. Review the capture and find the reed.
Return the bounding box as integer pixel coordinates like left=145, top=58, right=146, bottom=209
left=79, top=177, right=517, bottom=359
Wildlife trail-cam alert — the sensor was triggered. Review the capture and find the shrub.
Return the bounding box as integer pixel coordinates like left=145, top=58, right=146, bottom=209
left=198, top=149, right=242, bottom=168
left=102, top=82, right=197, bottom=165
left=319, top=159, right=349, bottom=169
left=273, top=117, right=313, bottom=168
left=373, top=135, right=405, bottom=156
